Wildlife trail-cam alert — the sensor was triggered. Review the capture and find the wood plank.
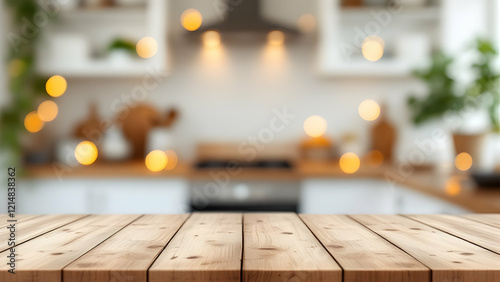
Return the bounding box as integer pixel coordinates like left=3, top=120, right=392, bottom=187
left=407, top=214, right=500, bottom=255
left=300, top=214, right=429, bottom=282
left=0, top=214, right=140, bottom=282
left=461, top=214, right=500, bottom=229
left=0, top=214, right=87, bottom=252
left=352, top=215, right=500, bottom=282
left=64, top=214, right=189, bottom=282
left=149, top=213, right=242, bottom=282
left=243, top=213, right=341, bottom=282
left=0, top=214, right=40, bottom=227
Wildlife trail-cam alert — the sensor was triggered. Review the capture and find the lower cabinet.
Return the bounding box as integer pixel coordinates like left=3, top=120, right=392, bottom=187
left=3, top=177, right=468, bottom=214
left=299, top=178, right=469, bottom=214
left=13, top=178, right=189, bottom=214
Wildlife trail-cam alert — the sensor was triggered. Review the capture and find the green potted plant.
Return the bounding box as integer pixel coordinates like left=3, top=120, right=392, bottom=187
left=408, top=39, right=500, bottom=171
left=407, top=51, right=466, bottom=125
left=462, top=39, right=500, bottom=170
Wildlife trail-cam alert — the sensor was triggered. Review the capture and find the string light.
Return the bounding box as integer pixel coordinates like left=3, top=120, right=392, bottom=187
left=75, top=141, right=98, bottom=165
left=146, top=150, right=168, bottom=172
left=181, top=9, right=203, bottom=31
left=46, top=75, right=67, bottom=97
left=304, top=115, right=328, bottom=138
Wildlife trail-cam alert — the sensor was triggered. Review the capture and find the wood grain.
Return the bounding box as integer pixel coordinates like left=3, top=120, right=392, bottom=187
left=0, top=214, right=40, bottom=227
left=300, top=214, right=429, bottom=282
left=407, top=214, right=500, bottom=254
left=461, top=213, right=500, bottom=228
left=149, top=213, right=242, bottom=282
left=0, top=214, right=87, bottom=252
left=0, top=214, right=139, bottom=282
left=243, top=213, right=341, bottom=282
left=352, top=214, right=500, bottom=282
left=64, top=214, right=189, bottom=282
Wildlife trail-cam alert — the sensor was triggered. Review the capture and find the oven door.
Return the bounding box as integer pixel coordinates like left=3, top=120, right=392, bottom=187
left=190, top=180, right=300, bottom=212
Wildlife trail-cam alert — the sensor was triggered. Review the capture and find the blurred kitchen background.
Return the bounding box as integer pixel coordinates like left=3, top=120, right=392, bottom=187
left=1, top=0, right=499, bottom=214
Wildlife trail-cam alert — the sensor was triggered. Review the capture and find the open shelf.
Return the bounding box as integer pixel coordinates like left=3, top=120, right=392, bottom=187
left=58, top=6, right=147, bottom=21
left=340, top=6, right=440, bottom=21
left=36, top=0, right=168, bottom=78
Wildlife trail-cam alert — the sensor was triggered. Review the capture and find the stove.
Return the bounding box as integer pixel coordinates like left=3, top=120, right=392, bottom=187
left=194, top=159, right=294, bottom=169
left=190, top=143, right=300, bottom=212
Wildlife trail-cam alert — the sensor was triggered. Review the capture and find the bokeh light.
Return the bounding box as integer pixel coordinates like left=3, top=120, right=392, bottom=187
left=146, top=150, right=168, bottom=172
left=136, top=36, right=158, bottom=58
left=267, top=30, right=285, bottom=46
left=446, top=176, right=461, bottom=196
left=24, top=111, right=44, bottom=133
left=164, top=150, right=178, bottom=170
left=202, top=30, right=221, bottom=48
left=340, top=152, right=360, bottom=174
left=304, top=115, right=328, bottom=138
left=37, top=100, right=58, bottom=122
left=75, top=141, right=98, bottom=165
left=46, top=75, right=67, bottom=97
left=297, top=14, right=316, bottom=33
left=181, top=9, right=203, bottom=31
left=455, top=152, right=473, bottom=171
left=366, top=150, right=384, bottom=167
left=358, top=99, right=381, bottom=121
left=362, top=36, right=384, bottom=62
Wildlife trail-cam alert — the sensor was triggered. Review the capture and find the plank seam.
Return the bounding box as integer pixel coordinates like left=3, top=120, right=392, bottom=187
left=0, top=215, right=42, bottom=228
left=297, top=214, right=345, bottom=282
left=145, top=213, right=193, bottom=281
left=60, top=214, right=145, bottom=281
left=346, top=215, right=432, bottom=280
left=402, top=215, right=500, bottom=255
left=1, top=214, right=91, bottom=253
left=458, top=215, right=500, bottom=229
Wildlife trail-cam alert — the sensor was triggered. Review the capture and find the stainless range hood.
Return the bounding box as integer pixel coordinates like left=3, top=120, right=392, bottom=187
left=197, top=0, right=298, bottom=33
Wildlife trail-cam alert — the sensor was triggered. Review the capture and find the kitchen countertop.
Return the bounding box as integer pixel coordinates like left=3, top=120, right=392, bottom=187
left=1, top=213, right=499, bottom=282
left=24, top=161, right=500, bottom=213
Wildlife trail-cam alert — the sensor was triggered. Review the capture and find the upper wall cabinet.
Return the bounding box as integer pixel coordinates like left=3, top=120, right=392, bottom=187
left=36, top=0, right=169, bottom=77
left=317, top=0, right=491, bottom=77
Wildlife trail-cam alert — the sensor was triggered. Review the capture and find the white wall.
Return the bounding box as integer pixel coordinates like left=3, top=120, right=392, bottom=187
left=48, top=32, right=438, bottom=161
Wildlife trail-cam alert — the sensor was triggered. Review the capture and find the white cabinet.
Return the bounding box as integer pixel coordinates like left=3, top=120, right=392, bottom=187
left=14, top=178, right=189, bottom=214
left=317, top=0, right=492, bottom=77
left=395, top=185, right=467, bottom=214
left=37, top=0, right=169, bottom=77
left=300, top=179, right=397, bottom=214
left=300, top=178, right=468, bottom=214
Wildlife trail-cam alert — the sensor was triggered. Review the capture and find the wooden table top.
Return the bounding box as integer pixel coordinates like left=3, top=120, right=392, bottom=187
left=1, top=213, right=499, bottom=282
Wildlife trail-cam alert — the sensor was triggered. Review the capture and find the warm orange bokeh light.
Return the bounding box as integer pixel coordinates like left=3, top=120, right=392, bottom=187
left=366, top=150, right=384, bottom=167
left=181, top=9, right=203, bottom=31
left=446, top=176, right=461, bottom=196
left=362, top=36, right=384, bottom=62
left=202, top=30, right=221, bottom=48
left=136, top=36, right=158, bottom=58
left=145, top=150, right=168, bottom=172
left=75, top=141, right=98, bottom=165
left=304, top=115, right=327, bottom=138
left=37, top=100, right=59, bottom=122
left=455, top=152, right=473, bottom=171
left=164, top=150, right=178, bottom=170
left=267, top=30, right=285, bottom=46
left=24, top=111, right=45, bottom=133
left=358, top=99, right=381, bottom=121
left=340, top=152, right=361, bottom=174
left=46, top=75, right=67, bottom=97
